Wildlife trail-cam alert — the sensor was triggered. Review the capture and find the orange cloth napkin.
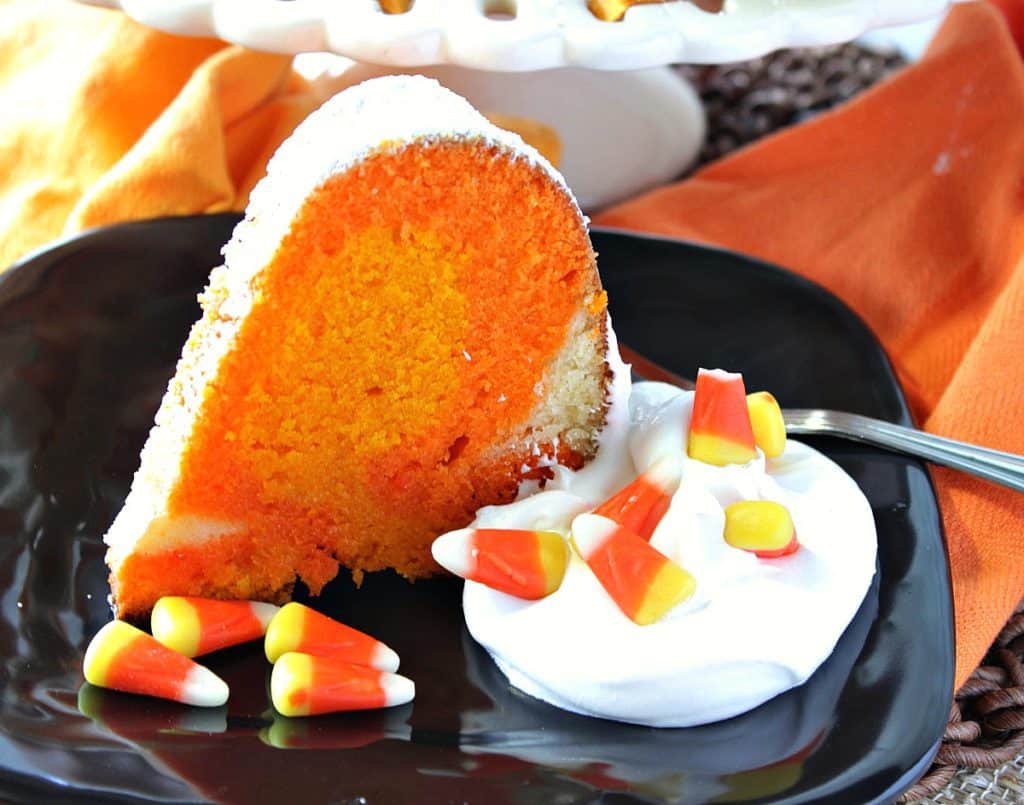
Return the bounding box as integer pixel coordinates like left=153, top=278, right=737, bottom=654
left=0, top=0, right=322, bottom=270
left=597, top=1, right=1024, bottom=688
left=1, top=1, right=1022, bottom=689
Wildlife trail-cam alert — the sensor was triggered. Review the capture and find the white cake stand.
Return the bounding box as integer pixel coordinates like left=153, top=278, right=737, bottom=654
left=293, top=59, right=707, bottom=210
left=76, top=0, right=960, bottom=69
left=75, top=0, right=959, bottom=208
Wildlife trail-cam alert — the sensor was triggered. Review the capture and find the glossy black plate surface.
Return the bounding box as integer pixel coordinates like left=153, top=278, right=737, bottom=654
left=0, top=216, right=953, bottom=804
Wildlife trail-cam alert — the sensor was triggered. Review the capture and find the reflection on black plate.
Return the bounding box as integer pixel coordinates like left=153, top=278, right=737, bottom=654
left=0, top=216, right=953, bottom=804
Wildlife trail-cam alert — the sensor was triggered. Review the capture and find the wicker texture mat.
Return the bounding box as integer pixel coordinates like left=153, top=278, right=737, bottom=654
left=901, top=601, right=1024, bottom=803
left=677, top=43, right=907, bottom=169
left=681, top=46, right=1024, bottom=803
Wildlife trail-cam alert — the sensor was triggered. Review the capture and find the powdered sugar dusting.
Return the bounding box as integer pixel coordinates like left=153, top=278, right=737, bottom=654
left=223, top=75, right=572, bottom=295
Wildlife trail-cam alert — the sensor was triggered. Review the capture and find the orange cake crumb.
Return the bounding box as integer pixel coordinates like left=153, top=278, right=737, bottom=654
left=109, top=136, right=608, bottom=617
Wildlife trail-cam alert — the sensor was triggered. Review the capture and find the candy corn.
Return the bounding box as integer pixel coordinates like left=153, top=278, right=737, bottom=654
left=724, top=500, right=799, bottom=558
left=747, top=391, right=787, bottom=459
left=687, top=368, right=758, bottom=467
left=571, top=514, right=696, bottom=625
left=83, top=620, right=229, bottom=707
left=593, top=455, right=683, bottom=541
left=431, top=527, right=569, bottom=600
left=270, top=653, right=415, bottom=717
left=264, top=602, right=400, bottom=671
left=151, top=597, right=279, bottom=657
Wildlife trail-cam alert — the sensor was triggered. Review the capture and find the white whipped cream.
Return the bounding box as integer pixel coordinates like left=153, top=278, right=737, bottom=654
left=461, top=332, right=878, bottom=728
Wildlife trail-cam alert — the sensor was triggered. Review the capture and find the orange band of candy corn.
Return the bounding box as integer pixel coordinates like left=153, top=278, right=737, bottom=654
left=271, top=653, right=415, bottom=717
left=264, top=602, right=400, bottom=671
left=83, top=620, right=228, bottom=707
left=571, top=514, right=696, bottom=625
left=152, top=597, right=279, bottom=657
left=688, top=368, right=758, bottom=466
left=431, top=528, right=569, bottom=599
left=593, top=455, right=683, bottom=541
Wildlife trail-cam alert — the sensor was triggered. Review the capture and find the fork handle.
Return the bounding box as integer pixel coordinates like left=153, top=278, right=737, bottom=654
left=782, top=409, right=1024, bottom=493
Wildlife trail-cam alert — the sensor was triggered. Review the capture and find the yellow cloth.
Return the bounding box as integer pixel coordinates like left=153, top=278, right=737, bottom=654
left=0, top=0, right=321, bottom=269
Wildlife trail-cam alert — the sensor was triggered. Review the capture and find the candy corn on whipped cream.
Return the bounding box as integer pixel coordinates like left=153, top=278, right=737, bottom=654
left=93, top=74, right=874, bottom=729
left=450, top=333, right=878, bottom=728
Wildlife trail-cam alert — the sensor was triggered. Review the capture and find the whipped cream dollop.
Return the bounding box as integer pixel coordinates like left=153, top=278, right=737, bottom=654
left=461, top=332, right=878, bottom=728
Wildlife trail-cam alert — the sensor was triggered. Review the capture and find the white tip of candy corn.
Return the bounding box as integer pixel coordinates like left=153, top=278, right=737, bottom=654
left=381, top=673, right=416, bottom=708
left=431, top=529, right=473, bottom=578
left=251, top=602, right=281, bottom=631
left=701, top=367, right=742, bottom=381
left=179, top=665, right=230, bottom=708
left=372, top=643, right=401, bottom=674
left=646, top=454, right=684, bottom=494
left=570, top=514, right=619, bottom=561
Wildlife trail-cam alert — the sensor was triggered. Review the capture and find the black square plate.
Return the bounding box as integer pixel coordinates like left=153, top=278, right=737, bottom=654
left=0, top=216, right=953, bottom=803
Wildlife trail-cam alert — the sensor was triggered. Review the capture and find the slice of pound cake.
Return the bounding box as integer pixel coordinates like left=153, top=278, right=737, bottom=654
left=105, top=76, right=610, bottom=618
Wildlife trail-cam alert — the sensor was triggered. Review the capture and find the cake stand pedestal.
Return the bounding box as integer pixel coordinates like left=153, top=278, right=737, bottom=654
left=295, top=58, right=705, bottom=211
left=75, top=0, right=958, bottom=208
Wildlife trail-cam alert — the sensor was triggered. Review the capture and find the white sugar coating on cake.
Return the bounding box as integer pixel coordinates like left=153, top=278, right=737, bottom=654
left=225, top=74, right=575, bottom=294
left=103, top=76, right=590, bottom=583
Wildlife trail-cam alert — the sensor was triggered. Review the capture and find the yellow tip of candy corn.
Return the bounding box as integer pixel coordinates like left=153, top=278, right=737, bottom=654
left=152, top=597, right=280, bottom=657
left=724, top=500, right=799, bottom=558
left=265, top=602, right=305, bottom=664
left=431, top=528, right=569, bottom=600
left=537, top=530, right=571, bottom=597
left=83, top=620, right=229, bottom=707
left=688, top=432, right=760, bottom=467
left=151, top=597, right=202, bottom=657
left=747, top=391, right=787, bottom=459
left=572, top=514, right=697, bottom=625
left=632, top=561, right=698, bottom=626
left=82, top=621, right=134, bottom=687
left=270, top=652, right=314, bottom=717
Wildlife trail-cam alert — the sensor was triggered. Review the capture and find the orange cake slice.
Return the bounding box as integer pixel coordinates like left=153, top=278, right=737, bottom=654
left=104, top=76, right=610, bottom=619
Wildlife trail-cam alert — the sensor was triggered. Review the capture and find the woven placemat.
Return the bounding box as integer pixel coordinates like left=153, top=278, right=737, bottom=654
left=680, top=45, right=1024, bottom=803
left=677, top=42, right=908, bottom=168
left=900, top=600, right=1024, bottom=803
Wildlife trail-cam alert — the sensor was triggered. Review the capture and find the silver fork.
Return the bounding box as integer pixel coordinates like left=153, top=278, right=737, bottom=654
left=620, top=344, right=1024, bottom=494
